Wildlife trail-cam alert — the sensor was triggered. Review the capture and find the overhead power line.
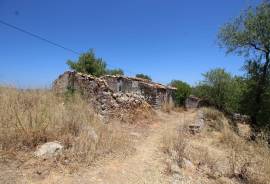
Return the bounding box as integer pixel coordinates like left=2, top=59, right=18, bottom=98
left=0, top=19, right=136, bottom=76
left=0, top=19, right=81, bottom=55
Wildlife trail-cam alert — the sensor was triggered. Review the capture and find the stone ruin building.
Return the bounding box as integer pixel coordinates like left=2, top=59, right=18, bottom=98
left=185, top=95, right=201, bottom=109
left=52, top=71, right=176, bottom=117
left=101, top=75, right=176, bottom=108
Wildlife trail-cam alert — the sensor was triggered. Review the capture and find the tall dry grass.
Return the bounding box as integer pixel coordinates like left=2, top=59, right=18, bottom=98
left=202, top=108, right=270, bottom=184
left=0, top=86, right=130, bottom=165
left=219, top=124, right=270, bottom=184
left=161, top=101, right=174, bottom=113
left=202, top=107, right=225, bottom=131
left=162, top=125, right=187, bottom=173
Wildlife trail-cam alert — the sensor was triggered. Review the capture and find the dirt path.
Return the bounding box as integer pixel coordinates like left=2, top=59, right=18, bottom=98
left=25, top=110, right=197, bottom=184
left=52, top=110, right=197, bottom=184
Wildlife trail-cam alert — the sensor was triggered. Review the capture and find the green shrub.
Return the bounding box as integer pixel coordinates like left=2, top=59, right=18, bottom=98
left=67, top=49, right=124, bottom=77
left=135, top=73, right=152, bottom=81
left=193, top=68, right=244, bottom=113
left=170, top=80, right=191, bottom=106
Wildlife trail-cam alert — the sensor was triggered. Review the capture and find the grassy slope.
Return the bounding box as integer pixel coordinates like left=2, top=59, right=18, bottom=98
left=163, top=108, right=270, bottom=184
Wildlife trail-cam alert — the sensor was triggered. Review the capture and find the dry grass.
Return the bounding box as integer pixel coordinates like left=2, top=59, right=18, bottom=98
left=172, top=106, right=186, bottom=113
left=120, top=102, right=155, bottom=124
left=201, top=108, right=270, bottom=184
left=162, top=125, right=187, bottom=173
left=202, top=107, right=225, bottom=131
left=166, top=108, right=270, bottom=184
left=202, top=107, right=223, bottom=120
left=161, top=101, right=174, bottom=113
left=0, top=86, right=130, bottom=166
left=219, top=126, right=270, bottom=184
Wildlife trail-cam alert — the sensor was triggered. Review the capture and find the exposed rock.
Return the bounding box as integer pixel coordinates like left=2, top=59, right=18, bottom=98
left=182, top=158, right=195, bottom=171
left=189, top=110, right=205, bottom=134
left=232, top=113, right=250, bottom=123
left=34, top=141, right=63, bottom=158
left=170, top=162, right=181, bottom=173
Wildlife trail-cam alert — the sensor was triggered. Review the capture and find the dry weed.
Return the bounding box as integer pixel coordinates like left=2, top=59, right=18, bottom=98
left=202, top=107, right=223, bottom=121
left=162, top=126, right=187, bottom=172
left=202, top=107, right=225, bottom=131
left=120, top=102, right=154, bottom=124
left=0, top=86, right=130, bottom=166
left=195, top=108, right=270, bottom=183
left=214, top=112, right=270, bottom=184
left=161, top=101, right=174, bottom=113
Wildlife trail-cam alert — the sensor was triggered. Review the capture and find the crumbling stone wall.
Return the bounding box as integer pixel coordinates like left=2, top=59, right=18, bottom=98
left=101, top=75, right=175, bottom=108
left=53, top=71, right=175, bottom=115
left=185, top=95, right=201, bottom=109
left=53, top=71, right=149, bottom=119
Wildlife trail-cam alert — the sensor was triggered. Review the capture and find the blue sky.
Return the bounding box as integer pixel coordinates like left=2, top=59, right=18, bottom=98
left=0, top=0, right=262, bottom=88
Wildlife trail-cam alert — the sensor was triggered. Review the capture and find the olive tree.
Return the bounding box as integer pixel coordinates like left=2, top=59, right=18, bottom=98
left=218, top=1, right=270, bottom=126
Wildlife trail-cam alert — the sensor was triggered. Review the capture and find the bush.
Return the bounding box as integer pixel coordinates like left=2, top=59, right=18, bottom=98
left=135, top=73, right=152, bottom=81
left=193, top=68, right=244, bottom=113
left=67, top=50, right=125, bottom=77
left=106, top=68, right=124, bottom=75
left=170, top=80, right=191, bottom=106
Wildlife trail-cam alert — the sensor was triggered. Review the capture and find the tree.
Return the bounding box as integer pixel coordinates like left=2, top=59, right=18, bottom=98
left=67, top=50, right=107, bottom=77
left=135, top=73, right=152, bottom=81
left=218, top=1, right=270, bottom=127
left=240, top=59, right=270, bottom=128
left=193, top=69, right=243, bottom=113
left=67, top=50, right=125, bottom=77
left=170, top=80, right=191, bottom=106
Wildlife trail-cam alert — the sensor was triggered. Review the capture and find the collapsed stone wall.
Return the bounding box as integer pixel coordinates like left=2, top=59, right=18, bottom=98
left=101, top=75, right=175, bottom=108
left=184, top=95, right=212, bottom=109
left=52, top=71, right=151, bottom=119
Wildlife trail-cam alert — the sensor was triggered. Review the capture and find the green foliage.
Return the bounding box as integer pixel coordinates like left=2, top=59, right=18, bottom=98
left=67, top=50, right=107, bottom=77
left=170, top=80, right=191, bottom=106
left=135, top=73, right=152, bottom=81
left=67, top=50, right=124, bottom=77
left=218, top=1, right=270, bottom=57
left=106, top=68, right=124, bottom=75
left=241, top=59, right=270, bottom=128
left=218, top=1, right=270, bottom=128
left=193, top=68, right=244, bottom=113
